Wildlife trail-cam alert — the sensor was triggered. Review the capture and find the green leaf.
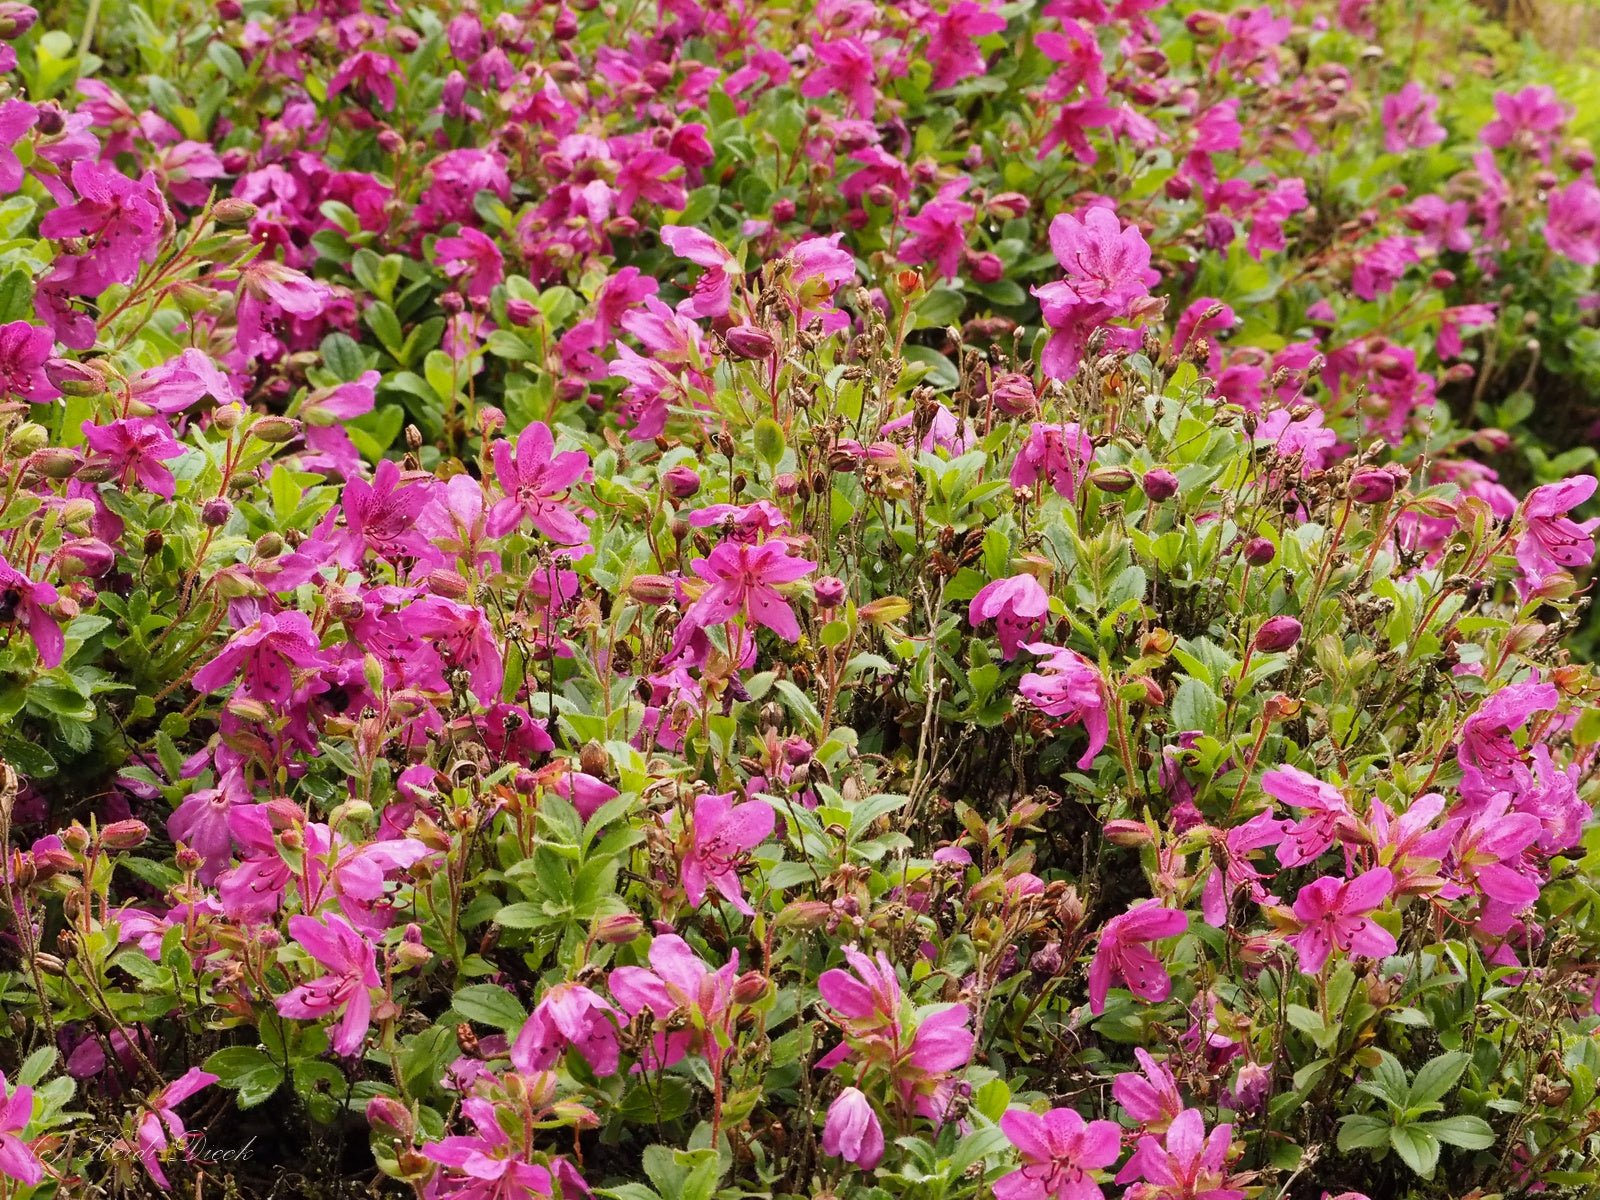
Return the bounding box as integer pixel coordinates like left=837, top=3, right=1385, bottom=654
left=1422, top=1115, right=1495, bottom=1150
left=1170, top=677, right=1222, bottom=733
left=203, top=1046, right=284, bottom=1109
left=451, top=985, right=528, bottom=1032
left=1408, top=1051, right=1469, bottom=1110
left=1390, top=1125, right=1441, bottom=1178
left=753, top=417, right=786, bottom=468
left=1336, top=1114, right=1392, bottom=1151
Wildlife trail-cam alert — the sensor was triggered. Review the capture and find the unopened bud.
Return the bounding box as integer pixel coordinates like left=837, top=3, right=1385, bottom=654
left=627, top=574, right=676, bottom=605
left=212, top=198, right=258, bottom=226
left=99, top=819, right=149, bottom=850
left=1141, top=468, right=1180, bottom=502
left=593, top=913, right=645, bottom=944
left=249, top=415, right=301, bottom=444
left=1089, top=466, right=1135, bottom=493
left=1253, top=616, right=1302, bottom=653
left=725, top=324, right=776, bottom=360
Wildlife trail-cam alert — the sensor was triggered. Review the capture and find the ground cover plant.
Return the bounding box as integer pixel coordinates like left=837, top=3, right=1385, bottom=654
left=0, top=0, right=1597, bottom=1196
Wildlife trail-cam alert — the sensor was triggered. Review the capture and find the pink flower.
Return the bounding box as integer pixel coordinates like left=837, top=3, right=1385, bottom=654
left=607, top=934, right=737, bottom=1070
left=1114, top=1107, right=1245, bottom=1200
left=923, top=1, right=1005, bottom=89
left=1262, top=765, right=1349, bottom=867
left=1047, top=206, right=1154, bottom=310
left=1516, top=474, right=1598, bottom=587
left=328, top=50, right=399, bottom=111
left=434, top=227, right=505, bottom=301
left=1113, top=1048, right=1186, bottom=1129
left=822, top=1087, right=885, bottom=1170
left=0, top=553, right=62, bottom=668
left=900, top=181, right=976, bottom=281
left=82, top=417, right=184, bottom=499
left=423, top=1096, right=583, bottom=1198
left=802, top=37, right=878, bottom=118
left=511, top=982, right=621, bottom=1077
left=1481, top=85, right=1568, bottom=161
left=0, top=320, right=55, bottom=403
left=1088, top=901, right=1188, bottom=1014
left=1381, top=83, right=1445, bottom=153
left=1018, top=642, right=1108, bottom=768
left=681, top=791, right=775, bottom=916
left=1351, top=236, right=1418, bottom=301
left=968, top=573, right=1050, bottom=660
left=1010, top=423, right=1093, bottom=497
left=897, top=1004, right=975, bottom=1122
left=276, top=912, right=382, bottom=1056
left=37, top=160, right=167, bottom=296
left=235, top=261, right=327, bottom=361
left=1546, top=179, right=1600, bottom=264
left=487, top=421, right=590, bottom=543
left=1285, top=867, right=1396, bottom=975
left=0, top=1073, right=42, bottom=1185
left=660, top=226, right=737, bottom=319
left=133, top=1067, right=217, bottom=1188
left=1446, top=794, right=1544, bottom=909
left=191, top=611, right=330, bottom=705
left=996, top=1107, right=1122, bottom=1200
left=681, top=539, right=817, bottom=642
left=819, top=945, right=903, bottom=1049
left=1458, top=680, right=1560, bottom=789
left=0, top=99, right=37, bottom=195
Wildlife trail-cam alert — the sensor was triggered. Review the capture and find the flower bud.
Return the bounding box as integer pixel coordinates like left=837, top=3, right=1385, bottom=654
left=1089, top=466, right=1135, bottom=494
left=426, top=569, right=471, bottom=600
left=1430, top=269, right=1456, bottom=289
left=725, top=324, right=776, bottom=360
left=774, top=900, right=833, bottom=929
left=1103, top=819, right=1153, bottom=847
left=249, top=415, right=301, bottom=444
left=731, top=971, right=769, bottom=1004
left=201, top=497, right=233, bottom=527
left=254, top=532, right=283, bottom=558
left=627, top=574, right=676, bottom=605
left=29, top=448, right=81, bottom=479
left=8, top=422, right=47, bottom=456
left=1141, top=628, right=1175, bottom=657
left=593, top=913, right=645, bottom=944
left=988, top=191, right=1031, bottom=219
left=1243, top=536, right=1276, bottom=566
left=1252, top=615, right=1302, bottom=653
left=1264, top=694, right=1302, bottom=722
left=212, top=198, right=258, bottom=226
left=211, top=404, right=244, bottom=432
left=505, top=298, right=537, bottom=326
left=813, top=575, right=846, bottom=609
left=366, top=1096, right=414, bottom=1138
left=989, top=371, right=1037, bottom=417
left=663, top=465, right=700, bottom=498
left=1348, top=465, right=1404, bottom=504
left=1131, top=674, right=1165, bottom=707
left=57, top=538, right=114, bottom=579
left=99, top=819, right=149, bottom=850
left=1141, top=468, right=1180, bottom=502
left=0, top=4, right=38, bottom=39
left=858, top=596, right=910, bottom=626
left=175, top=845, right=205, bottom=873
left=45, top=358, right=106, bottom=396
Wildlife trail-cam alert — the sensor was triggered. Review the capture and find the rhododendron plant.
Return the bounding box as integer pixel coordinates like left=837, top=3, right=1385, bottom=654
left=0, top=0, right=1596, bottom=1196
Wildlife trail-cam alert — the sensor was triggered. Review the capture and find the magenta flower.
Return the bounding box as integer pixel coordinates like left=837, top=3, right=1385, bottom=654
left=1199, top=807, right=1287, bottom=926
left=1446, top=795, right=1544, bottom=909
left=167, top=786, right=246, bottom=884
left=923, top=1, right=1005, bottom=89
left=1113, top=1048, right=1186, bottom=1130
left=37, top=160, right=167, bottom=296
left=681, top=539, right=817, bottom=643
left=681, top=791, right=775, bottom=916
left=423, top=1096, right=579, bottom=1199
left=818, top=944, right=903, bottom=1060
left=82, top=417, right=185, bottom=499
left=996, top=1107, right=1122, bottom=1200
left=1286, top=867, right=1397, bottom=975
left=968, top=573, right=1050, bottom=660
left=1047, top=206, right=1154, bottom=309
left=235, top=261, right=327, bottom=360
left=1481, top=85, right=1568, bottom=161
left=486, top=422, right=589, bottom=543
left=191, top=611, right=330, bottom=705
left=822, top=1087, right=885, bottom=1171
left=276, top=912, right=382, bottom=1057
left=0, top=553, right=62, bottom=668
left=1381, top=82, right=1445, bottom=153
left=802, top=37, right=878, bottom=118
left=0, top=99, right=37, bottom=195
left=328, top=50, right=399, bottom=111
left=1088, top=901, right=1188, bottom=1015
left=607, top=934, right=737, bottom=1070
left=510, top=982, right=621, bottom=1077
left=320, top=457, right=435, bottom=567
left=1516, top=474, right=1598, bottom=586
left=434, top=227, right=505, bottom=301
left=0, top=1073, right=42, bottom=1186
left=900, top=181, right=976, bottom=281
left=1458, top=680, right=1559, bottom=789
left=1114, top=1107, right=1245, bottom=1200
left=660, top=225, right=737, bottom=319
left=1261, top=764, right=1349, bottom=868
left=897, top=1003, right=975, bottom=1123
left=0, top=320, right=55, bottom=403
left=1010, top=423, right=1093, bottom=498
left=133, top=1067, right=217, bottom=1188
left=1018, top=642, right=1108, bottom=768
